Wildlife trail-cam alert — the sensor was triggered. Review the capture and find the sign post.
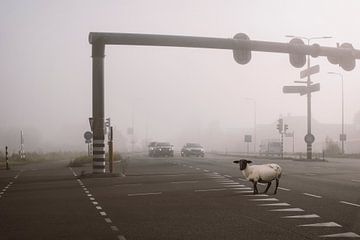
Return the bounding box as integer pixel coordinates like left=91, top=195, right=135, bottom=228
left=5, top=146, right=9, bottom=170
left=244, top=135, right=252, bottom=154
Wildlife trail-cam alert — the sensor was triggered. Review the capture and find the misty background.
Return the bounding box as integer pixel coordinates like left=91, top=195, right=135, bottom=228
left=1, top=0, right=360, bottom=153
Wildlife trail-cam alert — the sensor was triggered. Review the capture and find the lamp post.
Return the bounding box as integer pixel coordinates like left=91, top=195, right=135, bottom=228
left=285, top=35, right=332, bottom=160
left=244, top=98, right=257, bottom=153
left=328, top=71, right=345, bottom=154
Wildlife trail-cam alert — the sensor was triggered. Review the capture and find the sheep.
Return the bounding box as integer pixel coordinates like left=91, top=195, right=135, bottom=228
left=233, top=159, right=282, bottom=195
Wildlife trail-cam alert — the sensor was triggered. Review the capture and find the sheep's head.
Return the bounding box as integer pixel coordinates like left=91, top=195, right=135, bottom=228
left=233, top=159, right=252, bottom=170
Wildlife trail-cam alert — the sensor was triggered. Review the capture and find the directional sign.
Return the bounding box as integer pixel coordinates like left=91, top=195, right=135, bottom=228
left=300, top=65, right=320, bottom=79
left=244, top=135, right=252, bottom=143
left=283, top=83, right=320, bottom=96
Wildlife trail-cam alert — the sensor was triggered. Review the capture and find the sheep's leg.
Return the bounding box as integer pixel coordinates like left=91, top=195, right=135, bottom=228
left=264, top=182, right=271, bottom=194
left=253, top=181, right=259, bottom=194
left=274, top=179, right=279, bottom=195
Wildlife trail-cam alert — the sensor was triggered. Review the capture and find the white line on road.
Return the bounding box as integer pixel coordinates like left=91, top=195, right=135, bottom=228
left=259, top=203, right=291, bottom=207
left=195, top=188, right=227, bottom=192
left=319, top=232, right=360, bottom=238
left=224, top=185, right=248, bottom=188
left=303, top=193, right=322, bottom=198
left=87, top=194, right=93, bottom=197
left=231, top=187, right=252, bottom=190
left=203, top=169, right=209, bottom=172
left=92, top=201, right=98, bottom=205
left=128, top=192, right=162, bottom=197
left=352, top=179, right=360, bottom=183
left=224, top=175, right=232, bottom=178
left=118, top=235, right=127, bottom=240
left=171, top=181, right=198, bottom=184
left=298, top=222, right=341, bottom=227
left=96, top=206, right=102, bottom=210
left=282, top=214, right=320, bottom=219
left=245, top=194, right=269, bottom=197
left=340, top=201, right=360, bottom=207
left=105, top=218, right=112, bottom=223
left=220, top=182, right=241, bottom=185
left=278, top=187, right=291, bottom=191
left=249, top=198, right=279, bottom=201
left=269, top=208, right=304, bottom=212
left=238, top=178, right=247, bottom=182
left=233, top=190, right=253, bottom=194
left=100, top=212, right=107, bottom=216
left=196, top=168, right=200, bottom=170
left=111, top=226, right=119, bottom=231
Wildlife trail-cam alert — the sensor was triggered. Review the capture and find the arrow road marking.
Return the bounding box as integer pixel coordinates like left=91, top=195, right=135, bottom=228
left=319, top=232, right=360, bottom=238
left=298, top=222, right=342, bottom=227
left=282, top=214, right=320, bottom=219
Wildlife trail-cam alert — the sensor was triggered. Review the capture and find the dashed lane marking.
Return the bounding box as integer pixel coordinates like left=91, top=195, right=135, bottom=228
left=111, top=226, right=119, bottom=231
left=96, top=206, right=102, bottom=210
left=303, top=193, right=322, bottom=198
left=203, top=169, right=209, bottom=172
left=298, top=222, right=342, bottom=227
left=249, top=198, right=279, bottom=202
left=245, top=194, right=269, bottom=197
left=340, top=201, right=360, bottom=208
left=231, top=187, right=252, bottom=190
left=224, top=175, right=232, bottom=178
left=105, top=218, right=112, bottom=223
left=269, top=208, right=304, bottom=212
left=92, top=201, right=99, bottom=205
left=100, top=212, right=107, bottom=216
left=319, top=232, right=360, bottom=238
left=233, top=190, right=253, bottom=194
left=223, top=185, right=248, bottom=188
left=238, top=178, right=247, bottom=182
left=171, top=181, right=198, bottom=184
left=195, top=188, right=227, bottom=192
left=278, top=187, right=291, bottom=191
left=128, top=192, right=162, bottom=197
left=259, top=203, right=291, bottom=207
left=282, top=214, right=320, bottom=219
left=118, top=235, right=127, bottom=240
left=90, top=197, right=95, bottom=200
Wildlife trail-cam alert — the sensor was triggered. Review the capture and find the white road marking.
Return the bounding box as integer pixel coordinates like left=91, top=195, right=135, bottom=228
left=111, top=226, right=119, bottom=231
left=215, top=180, right=235, bottom=182
left=128, top=192, right=162, bottom=197
left=100, top=211, right=107, bottom=216
left=189, top=166, right=193, bottom=168
left=203, top=169, right=209, bottom=172
left=118, top=235, right=127, bottom=240
left=96, top=206, right=102, bottom=210
left=196, top=168, right=200, bottom=170
left=213, top=172, right=219, bottom=175
left=303, top=193, right=322, bottom=198
left=0, top=192, right=4, bottom=195
left=233, top=190, right=253, bottom=194
left=352, top=179, right=360, bottom=183
left=221, top=182, right=241, bottom=185
left=89, top=197, right=95, bottom=200
left=245, top=194, right=269, bottom=197
left=259, top=203, right=291, bottom=207
left=85, top=191, right=90, bottom=194
left=171, top=181, right=198, bottom=184
left=298, top=222, right=342, bottom=227
left=231, top=187, right=252, bottom=190
left=250, top=198, right=279, bottom=201
left=319, top=232, right=360, bottom=238
left=105, top=218, right=112, bottom=223
left=224, top=185, right=248, bottom=188
left=278, top=187, right=290, bottom=191
left=87, top=194, right=93, bottom=197
left=269, top=208, right=304, bottom=212
left=92, top=201, right=98, bottom=205
left=195, top=188, right=227, bottom=192
left=258, top=183, right=266, bottom=186
left=282, top=214, right=320, bottom=219
left=340, top=201, right=360, bottom=207
left=238, top=178, right=247, bottom=182
left=224, top=175, right=232, bottom=178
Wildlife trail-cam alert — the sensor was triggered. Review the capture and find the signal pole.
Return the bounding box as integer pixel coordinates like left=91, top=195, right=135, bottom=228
left=5, top=146, right=9, bottom=170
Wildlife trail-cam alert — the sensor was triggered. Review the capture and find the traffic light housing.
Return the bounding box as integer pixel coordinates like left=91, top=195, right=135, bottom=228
left=284, top=124, right=288, bottom=132
left=327, top=42, right=356, bottom=71
left=289, top=38, right=306, bottom=68
left=276, top=118, right=283, bottom=133
left=233, top=33, right=251, bottom=65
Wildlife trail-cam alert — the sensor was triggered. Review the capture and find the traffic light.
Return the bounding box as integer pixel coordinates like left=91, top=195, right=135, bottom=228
left=289, top=38, right=306, bottom=68
left=276, top=118, right=283, bottom=133
left=233, top=33, right=251, bottom=65
left=327, top=42, right=356, bottom=71
left=284, top=124, right=288, bottom=133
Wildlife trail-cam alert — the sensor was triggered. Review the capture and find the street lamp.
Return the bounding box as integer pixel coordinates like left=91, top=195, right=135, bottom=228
left=285, top=35, right=332, bottom=160
left=328, top=71, right=345, bottom=154
left=244, top=98, right=257, bottom=154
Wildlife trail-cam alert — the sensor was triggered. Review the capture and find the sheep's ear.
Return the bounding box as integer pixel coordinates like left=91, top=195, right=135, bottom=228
left=246, top=160, right=252, bottom=164
left=233, top=160, right=240, bottom=164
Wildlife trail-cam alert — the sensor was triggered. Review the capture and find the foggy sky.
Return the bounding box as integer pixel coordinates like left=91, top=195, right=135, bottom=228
left=1, top=0, right=360, bottom=151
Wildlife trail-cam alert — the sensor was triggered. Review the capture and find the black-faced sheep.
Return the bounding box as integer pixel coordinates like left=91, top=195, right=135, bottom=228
left=233, top=159, right=282, bottom=195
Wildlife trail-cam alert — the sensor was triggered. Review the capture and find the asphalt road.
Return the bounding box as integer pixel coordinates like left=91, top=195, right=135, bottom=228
left=0, top=154, right=359, bottom=240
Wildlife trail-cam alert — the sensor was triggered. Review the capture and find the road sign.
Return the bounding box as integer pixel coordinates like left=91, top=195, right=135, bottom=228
left=283, top=83, right=320, bottom=95
left=300, top=65, right=320, bottom=79
left=304, top=133, right=315, bottom=144
left=84, top=131, right=93, bottom=141
left=85, top=139, right=92, bottom=144
left=89, top=117, right=94, bottom=131
left=244, top=135, right=252, bottom=143
left=299, top=83, right=320, bottom=96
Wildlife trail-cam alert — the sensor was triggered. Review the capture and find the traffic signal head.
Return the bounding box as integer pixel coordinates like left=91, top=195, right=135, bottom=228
left=289, top=38, right=306, bottom=68
left=233, top=33, right=251, bottom=65
left=276, top=118, right=283, bottom=132
left=327, top=42, right=356, bottom=71
left=284, top=124, right=288, bottom=132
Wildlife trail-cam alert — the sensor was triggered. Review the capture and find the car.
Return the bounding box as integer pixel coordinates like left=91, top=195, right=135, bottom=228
left=181, top=143, right=205, bottom=157
left=148, top=141, right=157, bottom=157
left=152, top=142, right=174, bottom=157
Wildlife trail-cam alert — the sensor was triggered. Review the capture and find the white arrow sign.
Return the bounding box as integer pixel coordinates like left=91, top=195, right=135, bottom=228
left=300, top=65, right=320, bottom=79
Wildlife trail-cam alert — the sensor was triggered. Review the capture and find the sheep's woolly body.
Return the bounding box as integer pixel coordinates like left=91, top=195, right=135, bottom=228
left=242, top=163, right=282, bottom=182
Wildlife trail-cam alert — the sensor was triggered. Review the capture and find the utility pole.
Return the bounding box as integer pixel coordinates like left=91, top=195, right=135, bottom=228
left=5, top=146, right=9, bottom=170
left=108, top=126, right=114, bottom=173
